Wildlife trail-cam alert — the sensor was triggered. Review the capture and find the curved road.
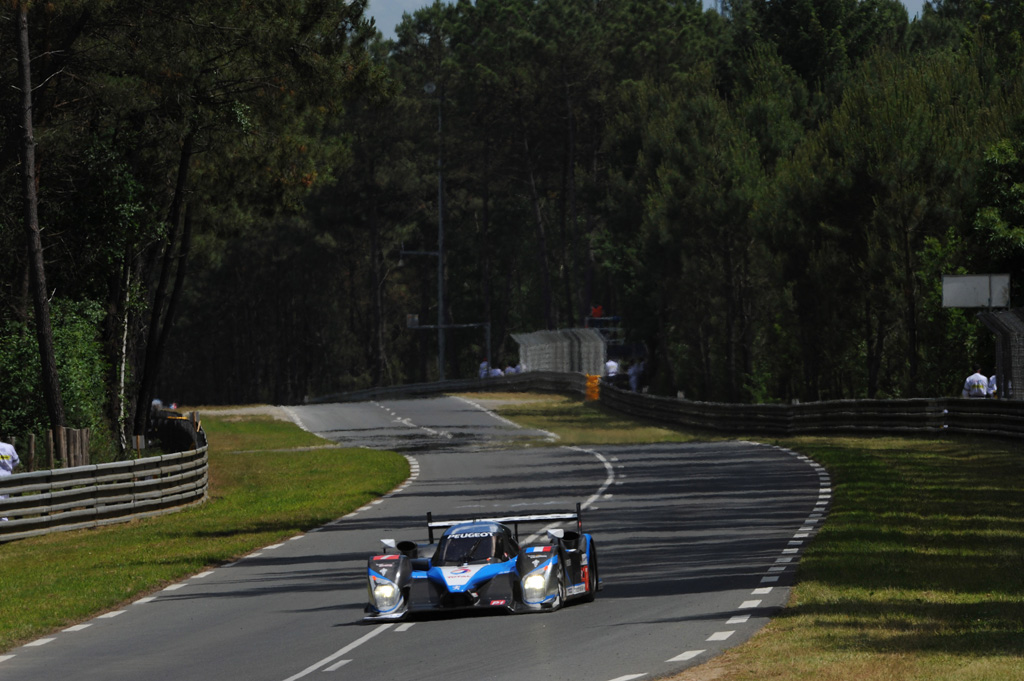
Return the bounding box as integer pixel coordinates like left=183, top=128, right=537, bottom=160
left=0, top=396, right=830, bottom=681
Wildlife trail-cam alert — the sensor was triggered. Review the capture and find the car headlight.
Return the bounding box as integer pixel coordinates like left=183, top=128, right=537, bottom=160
left=371, top=579, right=400, bottom=611
left=523, top=572, right=547, bottom=600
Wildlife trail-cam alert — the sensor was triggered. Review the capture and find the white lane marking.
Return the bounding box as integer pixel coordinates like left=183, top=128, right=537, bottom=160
left=63, top=624, right=92, bottom=632
left=783, top=548, right=799, bottom=554
left=266, top=544, right=284, bottom=550
left=195, top=570, right=216, bottom=577
left=524, top=446, right=615, bottom=543
left=282, top=624, right=394, bottom=681
left=760, top=576, right=780, bottom=583
left=667, top=650, right=705, bottom=662
left=135, top=596, right=157, bottom=604
left=707, top=631, right=734, bottom=641
left=248, top=552, right=264, bottom=558
left=451, top=395, right=559, bottom=441
left=739, top=600, right=761, bottom=609
left=323, top=659, right=351, bottom=671
left=752, top=587, right=773, bottom=595
left=768, top=566, right=787, bottom=573
left=727, top=614, right=750, bottom=624
left=395, top=623, right=415, bottom=632
left=605, top=675, right=647, bottom=681
left=0, top=655, right=15, bottom=663
left=25, top=638, right=55, bottom=647
left=289, top=536, right=304, bottom=541
left=163, top=583, right=187, bottom=591
left=98, top=611, right=125, bottom=619
left=775, top=556, right=794, bottom=563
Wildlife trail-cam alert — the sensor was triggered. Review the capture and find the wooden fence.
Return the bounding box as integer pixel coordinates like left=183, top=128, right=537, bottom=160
left=0, top=425, right=208, bottom=543
left=3, top=427, right=93, bottom=471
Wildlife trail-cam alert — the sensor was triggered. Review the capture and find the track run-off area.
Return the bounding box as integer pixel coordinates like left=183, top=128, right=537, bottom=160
left=0, top=396, right=830, bottom=681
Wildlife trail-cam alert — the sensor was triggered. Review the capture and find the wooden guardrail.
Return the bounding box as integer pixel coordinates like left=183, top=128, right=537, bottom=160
left=0, top=430, right=208, bottom=543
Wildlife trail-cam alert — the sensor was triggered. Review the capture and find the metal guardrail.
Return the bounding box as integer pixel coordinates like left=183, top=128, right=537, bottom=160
left=599, top=383, right=1024, bottom=439
left=0, top=434, right=208, bottom=543
left=310, top=370, right=1024, bottom=439
left=306, top=371, right=587, bottom=403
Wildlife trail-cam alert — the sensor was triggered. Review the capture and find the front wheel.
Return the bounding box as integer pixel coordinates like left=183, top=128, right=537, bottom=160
left=583, top=543, right=599, bottom=602
left=548, top=566, right=566, bottom=612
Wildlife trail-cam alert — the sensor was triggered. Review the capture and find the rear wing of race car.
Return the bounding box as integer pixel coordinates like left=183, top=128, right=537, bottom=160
left=426, top=502, right=583, bottom=543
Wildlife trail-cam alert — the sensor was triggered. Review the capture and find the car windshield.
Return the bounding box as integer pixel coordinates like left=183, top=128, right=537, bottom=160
left=436, top=533, right=498, bottom=565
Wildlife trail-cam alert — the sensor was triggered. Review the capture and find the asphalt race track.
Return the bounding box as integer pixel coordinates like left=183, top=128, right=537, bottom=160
left=0, top=396, right=830, bottom=681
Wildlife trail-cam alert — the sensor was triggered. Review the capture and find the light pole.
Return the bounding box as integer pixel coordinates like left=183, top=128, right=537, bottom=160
left=403, top=83, right=492, bottom=380
left=424, top=81, right=445, bottom=381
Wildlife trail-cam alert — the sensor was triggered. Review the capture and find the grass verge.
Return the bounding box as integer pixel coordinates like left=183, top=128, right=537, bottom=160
left=0, top=413, right=407, bottom=652
left=486, top=394, right=1024, bottom=681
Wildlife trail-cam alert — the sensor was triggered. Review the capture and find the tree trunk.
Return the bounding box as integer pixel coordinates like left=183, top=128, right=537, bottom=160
left=18, top=3, right=67, bottom=447
left=133, top=134, right=194, bottom=437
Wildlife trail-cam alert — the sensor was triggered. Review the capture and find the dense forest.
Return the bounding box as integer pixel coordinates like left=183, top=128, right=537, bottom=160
left=2, top=0, right=1023, bottom=458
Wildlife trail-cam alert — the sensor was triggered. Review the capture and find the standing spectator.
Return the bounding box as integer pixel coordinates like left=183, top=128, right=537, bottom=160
left=0, top=440, right=20, bottom=521
left=479, top=360, right=490, bottom=378
left=605, top=358, right=619, bottom=377
left=628, top=360, right=645, bottom=392
left=988, top=374, right=998, bottom=399
left=961, top=365, right=989, bottom=398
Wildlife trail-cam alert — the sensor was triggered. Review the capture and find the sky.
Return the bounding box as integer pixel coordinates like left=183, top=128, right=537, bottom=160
left=366, top=0, right=928, bottom=42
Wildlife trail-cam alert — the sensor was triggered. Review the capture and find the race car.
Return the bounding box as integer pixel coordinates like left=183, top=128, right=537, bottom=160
left=364, top=504, right=600, bottom=620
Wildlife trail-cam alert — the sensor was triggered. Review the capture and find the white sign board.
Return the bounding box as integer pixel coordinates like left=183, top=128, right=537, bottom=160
left=942, top=274, right=1011, bottom=308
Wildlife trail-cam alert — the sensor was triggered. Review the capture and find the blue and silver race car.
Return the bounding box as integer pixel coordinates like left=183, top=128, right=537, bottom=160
left=364, top=504, right=600, bottom=620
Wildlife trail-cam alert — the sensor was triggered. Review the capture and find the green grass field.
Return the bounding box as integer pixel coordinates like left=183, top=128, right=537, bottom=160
left=2, top=394, right=1021, bottom=681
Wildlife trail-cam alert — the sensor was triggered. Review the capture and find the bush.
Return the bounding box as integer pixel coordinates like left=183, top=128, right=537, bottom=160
left=0, top=299, right=116, bottom=462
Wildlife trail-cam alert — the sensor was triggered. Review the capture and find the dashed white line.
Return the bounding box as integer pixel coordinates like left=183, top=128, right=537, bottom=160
left=739, top=600, right=761, bottom=609
left=727, top=614, right=750, bottom=624
left=63, top=624, right=92, bottom=632
left=707, top=631, right=735, bottom=641
left=281, top=624, right=394, bottom=681
left=752, top=587, right=774, bottom=595
left=25, top=638, right=54, bottom=647
left=667, top=650, right=705, bottom=662
left=98, top=611, right=125, bottom=619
